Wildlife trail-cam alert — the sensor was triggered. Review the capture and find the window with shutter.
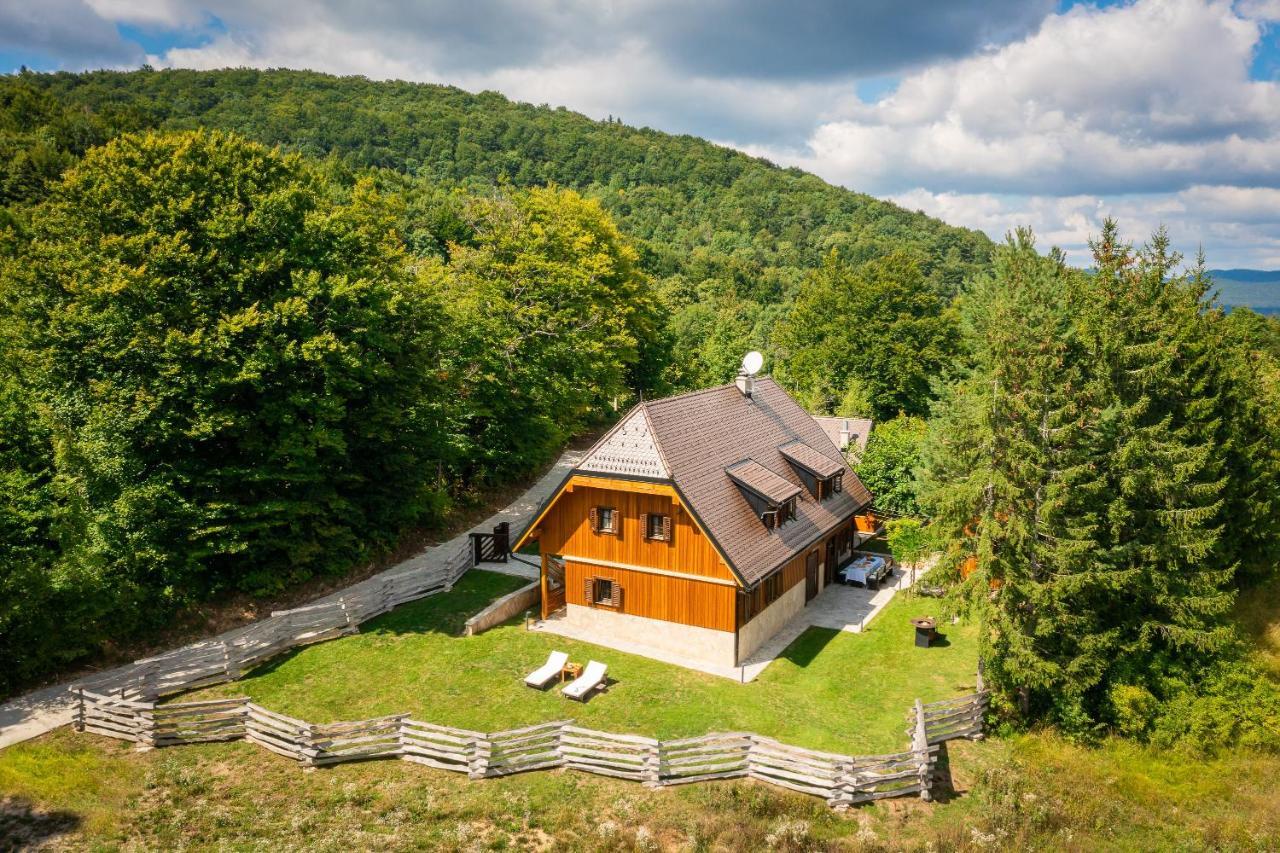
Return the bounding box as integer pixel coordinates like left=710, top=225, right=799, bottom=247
left=583, top=575, right=595, bottom=604
left=593, top=578, right=615, bottom=605
left=589, top=507, right=598, bottom=533
left=645, top=513, right=671, bottom=541
left=641, top=513, right=651, bottom=539
left=595, top=507, right=616, bottom=534
left=609, top=582, right=622, bottom=607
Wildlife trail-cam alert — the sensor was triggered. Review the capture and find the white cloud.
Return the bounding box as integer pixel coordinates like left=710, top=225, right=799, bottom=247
left=891, top=186, right=1280, bottom=268
left=749, top=0, right=1280, bottom=197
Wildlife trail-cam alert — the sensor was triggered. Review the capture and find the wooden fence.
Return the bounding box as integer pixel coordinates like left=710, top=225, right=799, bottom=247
left=72, top=538, right=474, bottom=703
left=73, top=676, right=988, bottom=810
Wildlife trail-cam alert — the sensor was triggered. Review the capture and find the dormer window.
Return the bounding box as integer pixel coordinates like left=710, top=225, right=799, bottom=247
left=779, top=440, right=845, bottom=501
left=726, top=459, right=802, bottom=531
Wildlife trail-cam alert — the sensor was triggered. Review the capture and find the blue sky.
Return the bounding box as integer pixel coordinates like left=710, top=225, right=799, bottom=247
left=3, top=0, right=1280, bottom=267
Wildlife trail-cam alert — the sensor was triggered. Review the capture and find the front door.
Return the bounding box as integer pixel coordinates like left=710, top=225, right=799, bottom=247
left=805, top=551, right=820, bottom=602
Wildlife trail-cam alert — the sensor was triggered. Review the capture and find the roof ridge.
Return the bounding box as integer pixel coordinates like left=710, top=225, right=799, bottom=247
left=644, top=375, right=776, bottom=409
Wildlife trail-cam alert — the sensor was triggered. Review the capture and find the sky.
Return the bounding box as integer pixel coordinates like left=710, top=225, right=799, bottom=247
left=3, top=0, right=1280, bottom=268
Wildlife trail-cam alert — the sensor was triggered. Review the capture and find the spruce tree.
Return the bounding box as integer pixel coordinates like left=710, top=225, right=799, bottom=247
left=921, top=230, right=1107, bottom=722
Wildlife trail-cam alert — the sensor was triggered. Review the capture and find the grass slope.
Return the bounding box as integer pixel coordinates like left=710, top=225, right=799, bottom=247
left=186, top=570, right=978, bottom=755
left=3, top=573, right=1276, bottom=850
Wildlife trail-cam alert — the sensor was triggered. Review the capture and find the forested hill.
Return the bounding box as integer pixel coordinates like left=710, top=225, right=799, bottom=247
left=1, top=68, right=992, bottom=388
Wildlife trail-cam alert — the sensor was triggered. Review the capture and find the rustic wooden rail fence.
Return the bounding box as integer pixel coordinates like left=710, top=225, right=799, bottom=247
left=70, top=538, right=475, bottom=703
left=74, top=674, right=988, bottom=810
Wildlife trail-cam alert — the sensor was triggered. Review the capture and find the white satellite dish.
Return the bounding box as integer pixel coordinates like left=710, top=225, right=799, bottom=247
left=742, top=350, right=764, bottom=376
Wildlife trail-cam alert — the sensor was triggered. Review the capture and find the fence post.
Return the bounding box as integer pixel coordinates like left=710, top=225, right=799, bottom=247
left=644, top=740, right=661, bottom=786
left=976, top=658, right=986, bottom=695
left=135, top=701, right=157, bottom=752
left=912, top=699, right=932, bottom=802
left=469, top=734, right=491, bottom=779
left=73, top=686, right=85, bottom=732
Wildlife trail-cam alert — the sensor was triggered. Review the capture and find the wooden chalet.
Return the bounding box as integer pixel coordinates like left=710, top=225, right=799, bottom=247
left=513, top=374, right=882, bottom=668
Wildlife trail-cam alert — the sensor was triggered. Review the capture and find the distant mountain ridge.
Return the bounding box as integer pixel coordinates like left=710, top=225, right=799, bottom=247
left=1207, top=269, right=1280, bottom=315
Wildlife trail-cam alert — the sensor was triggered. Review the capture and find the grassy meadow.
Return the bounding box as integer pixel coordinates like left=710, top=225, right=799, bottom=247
left=1, top=572, right=1277, bottom=850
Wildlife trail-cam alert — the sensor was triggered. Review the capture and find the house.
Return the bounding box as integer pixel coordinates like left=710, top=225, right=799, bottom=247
left=811, top=415, right=874, bottom=460
left=513, top=374, right=882, bottom=669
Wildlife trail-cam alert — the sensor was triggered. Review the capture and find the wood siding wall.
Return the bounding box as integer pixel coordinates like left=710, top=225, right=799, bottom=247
left=537, top=483, right=734, bottom=583
left=564, top=560, right=737, bottom=633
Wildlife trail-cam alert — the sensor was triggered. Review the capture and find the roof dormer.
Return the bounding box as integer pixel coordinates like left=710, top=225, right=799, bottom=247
left=726, top=459, right=802, bottom=530
left=779, top=439, right=844, bottom=500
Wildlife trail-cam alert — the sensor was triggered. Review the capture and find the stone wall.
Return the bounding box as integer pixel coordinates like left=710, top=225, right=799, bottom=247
left=736, top=581, right=807, bottom=664
left=562, top=603, right=737, bottom=667
left=463, top=581, right=541, bottom=636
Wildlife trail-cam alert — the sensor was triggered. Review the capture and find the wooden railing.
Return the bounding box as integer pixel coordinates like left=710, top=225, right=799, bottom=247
left=73, top=674, right=988, bottom=810
left=73, top=538, right=475, bottom=703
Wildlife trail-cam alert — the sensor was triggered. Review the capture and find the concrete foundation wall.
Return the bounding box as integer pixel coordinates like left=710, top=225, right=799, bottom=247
left=564, top=603, right=737, bottom=668
left=464, top=581, right=541, bottom=636
left=736, top=581, right=807, bottom=664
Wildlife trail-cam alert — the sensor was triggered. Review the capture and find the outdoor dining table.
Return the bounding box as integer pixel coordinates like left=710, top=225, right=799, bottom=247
left=840, top=555, right=886, bottom=586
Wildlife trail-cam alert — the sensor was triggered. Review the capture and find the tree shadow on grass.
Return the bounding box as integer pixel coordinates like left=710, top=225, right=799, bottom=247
left=777, top=627, right=840, bottom=669
left=0, top=797, right=81, bottom=850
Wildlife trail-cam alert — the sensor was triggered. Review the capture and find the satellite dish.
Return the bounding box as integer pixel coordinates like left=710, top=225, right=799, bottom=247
left=742, top=351, right=764, bottom=376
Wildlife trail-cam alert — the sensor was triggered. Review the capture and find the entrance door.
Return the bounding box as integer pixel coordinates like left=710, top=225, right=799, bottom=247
left=805, top=551, right=820, bottom=602
left=824, top=538, right=838, bottom=586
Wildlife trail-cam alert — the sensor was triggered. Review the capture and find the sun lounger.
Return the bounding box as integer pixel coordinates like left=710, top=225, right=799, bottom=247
left=524, top=650, right=569, bottom=689
left=562, top=660, right=607, bottom=702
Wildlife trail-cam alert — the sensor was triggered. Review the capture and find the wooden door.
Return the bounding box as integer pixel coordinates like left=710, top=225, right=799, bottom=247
left=542, top=555, right=567, bottom=618
left=805, top=551, right=820, bottom=602
left=824, top=538, right=838, bottom=586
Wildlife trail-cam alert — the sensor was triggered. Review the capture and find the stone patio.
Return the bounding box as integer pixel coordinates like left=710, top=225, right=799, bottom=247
left=528, top=561, right=928, bottom=683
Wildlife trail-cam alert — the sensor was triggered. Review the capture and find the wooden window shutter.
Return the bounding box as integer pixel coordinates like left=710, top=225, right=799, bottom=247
left=583, top=576, right=595, bottom=604
left=641, top=513, right=651, bottom=540
left=609, top=581, right=622, bottom=607
left=661, top=515, right=672, bottom=542
left=589, top=507, right=598, bottom=533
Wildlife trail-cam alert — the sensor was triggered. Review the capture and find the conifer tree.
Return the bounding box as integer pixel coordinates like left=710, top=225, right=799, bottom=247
left=921, top=230, right=1107, bottom=722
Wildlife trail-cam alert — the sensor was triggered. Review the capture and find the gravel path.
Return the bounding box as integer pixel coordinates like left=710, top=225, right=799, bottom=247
left=0, top=449, right=582, bottom=751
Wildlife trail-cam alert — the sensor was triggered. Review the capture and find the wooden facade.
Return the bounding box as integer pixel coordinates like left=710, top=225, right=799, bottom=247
left=526, top=474, right=870, bottom=634
left=531, top=477, right=735, bottom=583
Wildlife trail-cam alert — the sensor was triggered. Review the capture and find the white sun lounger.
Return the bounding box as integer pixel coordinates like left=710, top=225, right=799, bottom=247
left=525, top=650, right=569, bottom=689
left=562, top=660, right=608, bottom=702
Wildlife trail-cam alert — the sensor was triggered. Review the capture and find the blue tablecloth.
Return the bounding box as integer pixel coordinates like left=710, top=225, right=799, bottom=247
left=841, top=555, right=885, bottom=584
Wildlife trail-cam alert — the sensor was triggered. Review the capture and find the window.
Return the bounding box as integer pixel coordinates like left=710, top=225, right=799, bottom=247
left=644, top=513, right=671, bottom=541
left=585, top=576, right=622, bottom=607
left=594, top=578, right=615, bottom=604
left=816, top=473, right=843, bottom=501
left=589, top=506, right=616, bottom=534
left=761, top=498, right=797, bottom=530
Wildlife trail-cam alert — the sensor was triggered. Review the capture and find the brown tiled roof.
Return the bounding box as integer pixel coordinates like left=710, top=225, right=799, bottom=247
left=778, top=439, right=845, bottom=479
left=641, top=378, right=873, bottom=586
left=726, top=459, right=803, bottom=504
left=812, top=416, right=874, bottom=455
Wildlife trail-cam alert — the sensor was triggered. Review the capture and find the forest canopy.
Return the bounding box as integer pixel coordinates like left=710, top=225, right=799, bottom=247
left=0, top=68, right=992, bottom=693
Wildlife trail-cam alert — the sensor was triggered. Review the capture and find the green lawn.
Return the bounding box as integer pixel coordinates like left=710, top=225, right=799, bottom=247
left=3, top=572, right=1278, bottom=850
left=184, top=570, right=979, bottom=755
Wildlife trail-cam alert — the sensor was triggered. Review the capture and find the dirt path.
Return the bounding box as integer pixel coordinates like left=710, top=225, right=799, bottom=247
left=0, top=449, right=583, bottom=751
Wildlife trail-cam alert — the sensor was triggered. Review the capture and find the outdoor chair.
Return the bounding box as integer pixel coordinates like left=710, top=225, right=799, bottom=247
left=562, top=660, right=608, bottom=702
left=524, top=650, right=569, bottom=689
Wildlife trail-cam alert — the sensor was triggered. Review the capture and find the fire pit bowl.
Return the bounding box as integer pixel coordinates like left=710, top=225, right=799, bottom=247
left=910, top=617, right=937, bottom=648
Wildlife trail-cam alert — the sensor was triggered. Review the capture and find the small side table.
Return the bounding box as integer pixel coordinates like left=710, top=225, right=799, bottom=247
left=560, top=662, right=583, bottom=682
